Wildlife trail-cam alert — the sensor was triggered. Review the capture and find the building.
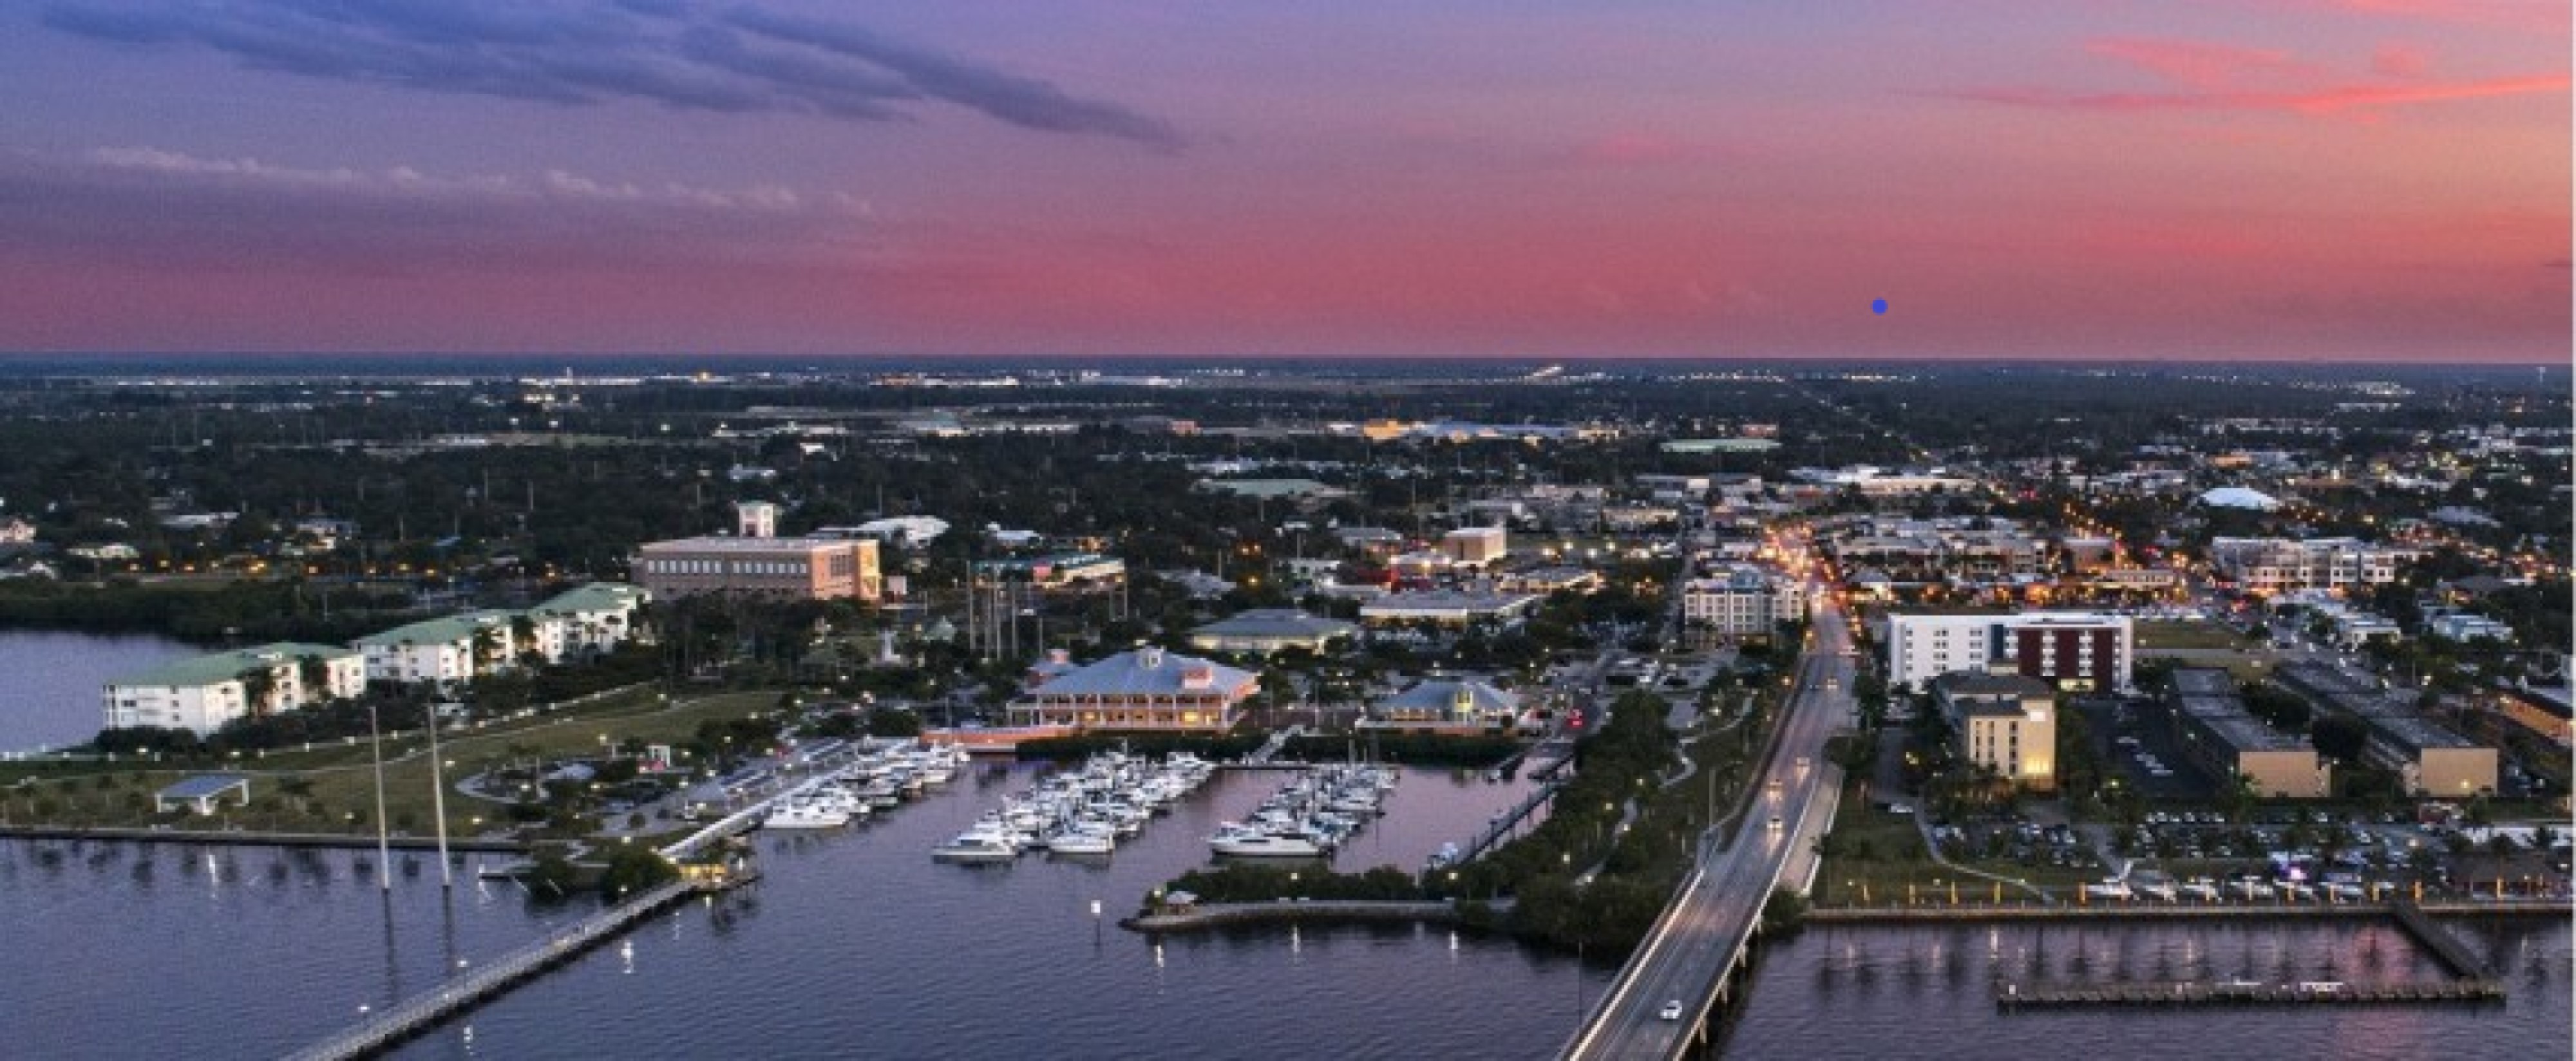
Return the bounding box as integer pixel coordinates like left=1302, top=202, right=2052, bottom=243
left=526, top=582, right=650, bottom=661
left=1368, top=678, right=1520, bottom=730
left=358, top=612, right=527, bottom=684
left=155, top=775, right=251, bottom=816
left=973, top=552, right=1124, bottom=590
left=1933, top=673, right=2057, bottom=792
left=636, top=502, right=882, bottom=601
left=1884, top=611, right=2134, bottom=693
left=1441, top=526, right=1508, bottom=567
left=2207, top=537, right=2415, bottom=595
left=1681, top=565, right=1808, bottom=637
left=1187, top=609, right=1358, bottom=655
left=2496, top=688, right=2572, bottom=747
left=1006, top=646, right=1258, bottom=732
left=1359, top=590, right=1541, bottom=627
left=2166, top=669, right=2327, bottom=798
left=2427, top=612, right=2515, bottom=644
left=2276, top=663, right=2497, bottom=797
left=103, top=643, right=365, bottom=734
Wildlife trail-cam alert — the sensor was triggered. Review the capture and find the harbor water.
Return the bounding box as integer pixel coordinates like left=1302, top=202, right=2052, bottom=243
left=2, top=762, right=1616, bottom=1060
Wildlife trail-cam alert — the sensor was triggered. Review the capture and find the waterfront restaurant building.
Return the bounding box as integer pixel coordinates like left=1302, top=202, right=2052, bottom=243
left=1007, top=647, right=1257, bottom=733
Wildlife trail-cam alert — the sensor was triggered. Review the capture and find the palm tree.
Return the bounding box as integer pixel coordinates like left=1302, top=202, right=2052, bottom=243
left=297, top=654, right=334, bottom=705
left=471, top=625, right=505, bottom=677
left=237, top=666, right=279, bottom=718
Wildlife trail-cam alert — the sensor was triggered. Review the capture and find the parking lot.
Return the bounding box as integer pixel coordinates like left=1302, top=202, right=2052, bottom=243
left=2078, top=697, right=2217, bottom=800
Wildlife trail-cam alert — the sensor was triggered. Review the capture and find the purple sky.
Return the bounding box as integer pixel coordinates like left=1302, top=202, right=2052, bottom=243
left=0, top=1, right=2565, bottom=361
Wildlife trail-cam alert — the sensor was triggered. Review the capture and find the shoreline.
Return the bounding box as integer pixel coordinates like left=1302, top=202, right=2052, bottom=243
left=0, top=823, right=524, bottom=853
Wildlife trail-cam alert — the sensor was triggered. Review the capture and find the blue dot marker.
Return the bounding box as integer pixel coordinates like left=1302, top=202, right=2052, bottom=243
left=1871, top=298, right=1888, bottom=315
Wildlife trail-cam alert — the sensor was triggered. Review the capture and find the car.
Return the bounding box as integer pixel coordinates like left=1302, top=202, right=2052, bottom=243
left=1768, top=816, right=1785, bottom=832
left=1767, top=778, right=1784, bottom=800
left=1658, top=1000, right=1685, bottom=1022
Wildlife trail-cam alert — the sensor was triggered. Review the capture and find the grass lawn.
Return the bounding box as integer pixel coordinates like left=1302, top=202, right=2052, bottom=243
left=0, top=690, right=785, bottom=840
left=2136, top=620, right=2255, bottom=652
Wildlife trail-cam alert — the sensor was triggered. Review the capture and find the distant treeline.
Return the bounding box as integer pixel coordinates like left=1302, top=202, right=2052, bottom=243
left=0, top=579, right=419, bottom=646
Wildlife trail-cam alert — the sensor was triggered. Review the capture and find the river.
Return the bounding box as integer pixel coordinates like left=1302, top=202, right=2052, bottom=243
left=0, top=629, right=198, bottom=752
left=1, top=762, right=1615, bottom=1060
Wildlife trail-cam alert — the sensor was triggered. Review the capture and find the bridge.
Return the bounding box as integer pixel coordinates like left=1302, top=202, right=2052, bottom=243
left=1561, top=599, right=1856, bottom=1061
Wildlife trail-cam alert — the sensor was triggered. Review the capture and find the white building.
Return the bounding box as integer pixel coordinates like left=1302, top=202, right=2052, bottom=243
left=1681, top=565, right=1809, bottom=637
left=1885, top=611, right=2134, bottom=693
left=527, top=583, right=651, bottom=661
left=1360, top=591, right=1542, bottom=627
left=103, top=643, right=365, bottom=735
left=357, top=611, right=527, bottom=684
left=2207, top=537, right=2414, bottom=595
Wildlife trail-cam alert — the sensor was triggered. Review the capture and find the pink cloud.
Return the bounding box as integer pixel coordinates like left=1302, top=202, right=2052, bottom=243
left=2370, top=42, right=2430, bottom=79
left=2085, top=37, right=2318, bottom=91
left=1948, top=73, right=2568, bottom=117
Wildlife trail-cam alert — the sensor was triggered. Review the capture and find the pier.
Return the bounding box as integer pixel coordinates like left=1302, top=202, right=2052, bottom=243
left=2389, top=899, right=2492, bottom=977
left=1239, top=725, right=1307, bottom=767
left=1450, top=776, right=1562, bottom=866
left=283, top=879, right=701, bottom=1061
left=1996, top=977, right=2505, bottom=1009
left=1122, top=898, right=1500, bottom=933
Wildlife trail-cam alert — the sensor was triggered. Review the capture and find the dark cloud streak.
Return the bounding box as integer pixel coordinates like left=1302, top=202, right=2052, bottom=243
left=40, top=1, right=1188, bottom=148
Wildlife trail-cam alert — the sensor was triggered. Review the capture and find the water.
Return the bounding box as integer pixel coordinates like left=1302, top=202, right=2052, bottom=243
left=7, top=743, right=2564, bottom=1060
left=0, top=763, right=1614, bottom=1060
left=1720, top=918, right=2574, bottom=1060
left=0, top=630, right=198, bottom=751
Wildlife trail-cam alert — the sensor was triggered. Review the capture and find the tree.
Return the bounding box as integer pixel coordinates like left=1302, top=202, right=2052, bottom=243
left=237, top=666, right=279, bottom=718
left=296, top=654, right=335, bottom=704
left=2311, top=715, right=2367, bottom=762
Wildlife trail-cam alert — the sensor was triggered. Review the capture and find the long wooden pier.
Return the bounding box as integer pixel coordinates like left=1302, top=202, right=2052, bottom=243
left=1998, top=977, right=2505, bottom=1008
left=283, top=879, right=699, bottom=1061
left=1451, top=778, right=1562, bottom=866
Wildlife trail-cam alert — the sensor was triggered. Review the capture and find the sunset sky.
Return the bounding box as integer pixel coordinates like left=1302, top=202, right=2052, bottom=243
left=0, top=1, right=2564, bottom=361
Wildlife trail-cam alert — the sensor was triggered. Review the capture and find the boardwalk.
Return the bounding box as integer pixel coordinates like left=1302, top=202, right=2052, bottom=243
left=283, top=879, right=697, bottom=1061
left=1122, top=899, right=1497, bottom=933
left=1453, top=778, right=1562, bottom=865
left=2389, top=899, right=2492, bottom=977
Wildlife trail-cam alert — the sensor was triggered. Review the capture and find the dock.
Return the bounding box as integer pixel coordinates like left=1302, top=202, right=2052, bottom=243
left=1448, top=777, right=1562, bottom=866
left=283, top=879, right=701, bottom=1060
left=1997, top=977, right=2505, bottom=1008
left=2388, top=899, right=2492, bottom=977
left=1122, top=898, right=1501, bottom=934
left=0, top=824, right=520, bottom=854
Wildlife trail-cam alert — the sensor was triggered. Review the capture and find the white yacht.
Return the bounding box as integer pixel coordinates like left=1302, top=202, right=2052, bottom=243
left=1209, top=825, right=1325, bottom=858
left=931, top=831, right=1019, bottom=863
left=763, top=803, right=851, bottom=829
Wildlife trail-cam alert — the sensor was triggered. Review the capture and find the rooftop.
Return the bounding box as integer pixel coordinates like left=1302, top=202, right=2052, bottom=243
left=157, top=774, right=250, bottom=800
left=111, top=643, right=356, bottom=689
left=1379, top=678, right=1520, bottom=715
left=638, top=536, right=860, bottom=554
left=533, top=581, right=649, bottom=616
left=1192, top=609, right=1358, bottom=641
left=1025, top=648, right=1256, bottom=699
left=357, top=610, right=518, bottom=648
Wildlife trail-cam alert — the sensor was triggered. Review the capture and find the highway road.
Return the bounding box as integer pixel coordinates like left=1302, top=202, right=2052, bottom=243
left=1562, top=600, right=1859, bottom=1061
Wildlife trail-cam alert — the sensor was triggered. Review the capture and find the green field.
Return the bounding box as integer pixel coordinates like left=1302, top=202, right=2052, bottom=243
left=2135, top=620, right=2253, bottom=652
left=0, top=690, right=785, bottom=841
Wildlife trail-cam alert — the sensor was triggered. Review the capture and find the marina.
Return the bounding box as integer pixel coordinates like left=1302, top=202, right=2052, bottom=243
left=932, top=747, right=1217, bottom=862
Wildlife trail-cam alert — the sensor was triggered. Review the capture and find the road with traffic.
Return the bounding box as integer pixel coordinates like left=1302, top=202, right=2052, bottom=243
left=1562, top=599, right=1859, bottom=1060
